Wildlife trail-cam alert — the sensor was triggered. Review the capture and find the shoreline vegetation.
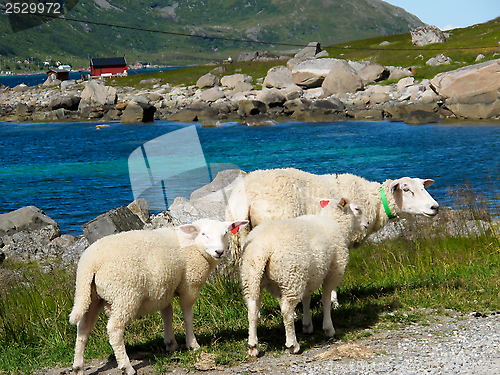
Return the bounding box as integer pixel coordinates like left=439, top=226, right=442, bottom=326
left=1, top=19, right=500, bottom=126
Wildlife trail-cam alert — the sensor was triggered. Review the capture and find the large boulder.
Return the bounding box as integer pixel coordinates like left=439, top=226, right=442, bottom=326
left=238, top=100, right=267, bottom=116
left=411, top=26, right=447, bottom=47
left=0, top=206, right=62, bottom=263
left=49, top=95, right=81, bottom=110
left=357, top=63, right=390, bottom=85
left=200, top=86, right=226, bottom=102
left=294, top=42, right=322, bottom=59
left=82, top=205, right=145, bottom=244
left=322, top=60, right=364, bottom=95
left=430, top=59, right=500, bottom=119
left=196, top=72, right=221, bottom=89
left=263, top=65, right=296, bottom=89
left=78, top=81, right=117, bottom=110
left=221, top=74, right=253, bottom=88
left=190, top=170, right=246, bottom=220
left=256, top=88, right=286, bottom=107
left=291, top=58, right=342, bottom=88
left=120, top=102, right=156, bottom=123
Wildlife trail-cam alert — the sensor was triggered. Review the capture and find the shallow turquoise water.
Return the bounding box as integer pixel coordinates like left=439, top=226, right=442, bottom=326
left=0, top=120, right=499, bottom=235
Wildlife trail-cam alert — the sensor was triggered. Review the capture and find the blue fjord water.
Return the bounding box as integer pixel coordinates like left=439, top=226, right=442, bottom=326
left=0, top=120, right=499, bottom=235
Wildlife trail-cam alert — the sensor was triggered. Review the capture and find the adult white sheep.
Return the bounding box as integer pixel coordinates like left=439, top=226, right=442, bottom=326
left=227, top=167, right=439, bottom=258
left=240, top=197, right=369, bottom=356
left=69, top=218, right=248, bottom=375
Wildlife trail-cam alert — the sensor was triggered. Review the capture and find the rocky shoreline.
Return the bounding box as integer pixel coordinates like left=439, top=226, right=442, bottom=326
left=1, top=42, right=500, bottom=126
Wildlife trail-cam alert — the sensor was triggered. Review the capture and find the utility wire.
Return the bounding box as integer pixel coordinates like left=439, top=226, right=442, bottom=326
left=40, top=13, right=500, bottom=52
left=40, top=13, right=307, bottom=47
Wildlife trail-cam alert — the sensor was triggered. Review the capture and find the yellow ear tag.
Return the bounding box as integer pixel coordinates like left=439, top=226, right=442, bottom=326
left=341, top=201, right=346, bottom=207
left=189, top=227, right=195, bottom=232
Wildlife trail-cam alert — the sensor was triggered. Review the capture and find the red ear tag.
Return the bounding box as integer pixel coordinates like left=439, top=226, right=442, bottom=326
left=231, top=226, right=240, bottom=234
left=319, top=200, right=329, bottom=208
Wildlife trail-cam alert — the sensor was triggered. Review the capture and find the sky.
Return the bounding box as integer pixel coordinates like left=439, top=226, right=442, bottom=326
left=384, top=0, right=500, bottom=30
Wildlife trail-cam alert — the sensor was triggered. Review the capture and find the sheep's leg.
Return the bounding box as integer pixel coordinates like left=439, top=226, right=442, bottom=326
left=301, top=293, right=314, bottom=334
left=247, top=296, right=261, bottom=357
left=330, top=289, right=339, bottom=309
left=72, top=299, right=103, bottom=375
left=322, top=282, right=335, bottom=337
left=107, top=316, right=135, bottom=375
left=179, top=303, right=200, bottom=350
left=160, top=304, right=179, bottom=352
left=280, top=298, right=300, bottom=354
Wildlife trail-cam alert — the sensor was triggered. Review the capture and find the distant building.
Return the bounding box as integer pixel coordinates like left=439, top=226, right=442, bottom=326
left=46, top=68, right=70, bottom=81
left=90, top=57, right=128, bottom=78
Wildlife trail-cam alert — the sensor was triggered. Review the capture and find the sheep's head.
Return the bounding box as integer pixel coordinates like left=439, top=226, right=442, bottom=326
left=391, top=178, right=439, bottom=217
left=313, top=196, right=370, bottom=231
left=179, top=219, right=249, bottom=259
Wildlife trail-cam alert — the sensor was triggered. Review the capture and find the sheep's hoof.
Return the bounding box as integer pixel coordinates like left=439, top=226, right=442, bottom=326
left=302, top=323, right=313, bottom=334
left=248, top=346, right=259, bottom=357
left=72, top=366, right=84, bottom=375
left=165, top=340, right=179, bottom=352
left=323, top=327, right=335, bottom=337
left=119, top=365, right=136, bottom=375
left=287, top=343, right=301, bottom=354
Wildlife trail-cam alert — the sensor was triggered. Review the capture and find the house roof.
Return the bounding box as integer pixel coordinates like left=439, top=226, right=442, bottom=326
left=90, top=57, right=127, bottom=67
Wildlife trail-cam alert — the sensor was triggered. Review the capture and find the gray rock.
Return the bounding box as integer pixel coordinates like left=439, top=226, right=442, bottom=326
left=426, top=54, right=452, bottom=66
left=358, top=63, right=390, bottom=84
left=294, top=42, right=322, bottom=59
left=82, top=206, right=145, bottom=244
left=291, top=58, right=342, bottom=88
left=0, top=206, right=59, bottom=237
left=190, top=170, right=246, bottom=220
left=238, top=99, right=267, bottom=116
left=430, top=59, right=500, bottom=119
left=388, top=67, right=413, bottom=81
left=120, top=102, right=156, bottom=123
left=256, top=88, right=286, bottom=107
left=78, top=81, right=117, bottom=110
left=411, top=26, right=447, bottom=47
left=167, top=197, right=218, bottom=226
left=127, top=198, right=150, bottom=223
left=322, top=60, right=364, bottom=95
left=200, top=86, right=225, bottom=102
left=196, top=72, right=221, bottom=89
left=221, top=74, right=253, bottom=88
left=49, top=95, right=81, bottom=110
left=13, top=84, right=29, bottom=92
left=263, top=65, right=295, bottom=89
left=233, top=81, right=253, bottom=92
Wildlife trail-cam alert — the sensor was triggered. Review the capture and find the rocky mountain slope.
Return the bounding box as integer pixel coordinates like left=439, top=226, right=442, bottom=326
left=0, top=0, right=425, bottom=67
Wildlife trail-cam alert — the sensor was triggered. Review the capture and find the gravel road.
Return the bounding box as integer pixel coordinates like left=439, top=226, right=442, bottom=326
left=41, top=310, right=500, bottom=375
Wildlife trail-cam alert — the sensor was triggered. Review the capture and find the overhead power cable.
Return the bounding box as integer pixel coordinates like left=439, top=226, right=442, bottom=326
left=39, top=14, right=500, bottom=52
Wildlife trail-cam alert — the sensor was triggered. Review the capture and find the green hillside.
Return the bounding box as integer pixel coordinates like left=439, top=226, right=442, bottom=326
left=0, top=0, right=424, bottom=71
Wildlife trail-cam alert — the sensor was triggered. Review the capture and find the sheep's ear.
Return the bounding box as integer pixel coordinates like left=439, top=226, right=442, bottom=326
left=178, top=223, right=199, bottom=234
left=312, top=196, right=332, bottom=208
left=337, top=197, right=350, bottom=211
left=226, top=220, right=249, bottom=234
left=423, top=179, right=434, bottom=188
left=390, top=180, right=401, bottom=193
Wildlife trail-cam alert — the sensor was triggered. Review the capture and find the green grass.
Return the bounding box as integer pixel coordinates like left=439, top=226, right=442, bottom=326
left=1, top=201, right=499, bottom=374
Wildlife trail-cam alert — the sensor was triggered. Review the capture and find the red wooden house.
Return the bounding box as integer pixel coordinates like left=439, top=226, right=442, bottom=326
left=90, top=57, right=128, bottom=78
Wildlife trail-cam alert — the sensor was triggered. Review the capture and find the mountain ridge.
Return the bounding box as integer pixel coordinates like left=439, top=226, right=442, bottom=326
left=0, top=0, right=425, bottom=68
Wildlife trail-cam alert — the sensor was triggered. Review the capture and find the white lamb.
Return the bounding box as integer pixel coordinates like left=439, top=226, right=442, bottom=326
left=69, top=218, right=248, bottom=375
left=240, top=197, right=369, bottom=356
left=227, top=168, right=439, bottom=258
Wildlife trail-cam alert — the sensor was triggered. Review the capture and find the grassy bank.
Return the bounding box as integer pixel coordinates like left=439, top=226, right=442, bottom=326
left=1, top=201, right=499, bottom=374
